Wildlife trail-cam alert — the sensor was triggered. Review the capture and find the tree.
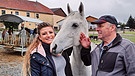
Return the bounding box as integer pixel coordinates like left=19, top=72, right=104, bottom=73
left=119, top=22, right=126, bottom=33
left=126, top=15, right=135, bottom=30
left=133, top=19, right=135, bottom=29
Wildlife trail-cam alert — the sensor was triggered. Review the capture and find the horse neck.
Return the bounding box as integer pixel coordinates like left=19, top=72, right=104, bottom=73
left=71, top=45, right=83, bottom=64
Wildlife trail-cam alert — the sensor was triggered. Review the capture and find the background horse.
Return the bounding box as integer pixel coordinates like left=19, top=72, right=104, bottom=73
left=51, top=2, right=94, bottom=76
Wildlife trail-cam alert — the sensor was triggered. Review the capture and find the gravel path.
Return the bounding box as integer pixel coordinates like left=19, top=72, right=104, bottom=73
left=0, top=42, right=96, bottom=76
left=0, top=48, right=24, bottom=76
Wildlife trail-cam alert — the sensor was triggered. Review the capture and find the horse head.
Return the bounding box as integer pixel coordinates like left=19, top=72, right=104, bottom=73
left=51, top=2, right=88, bottom=54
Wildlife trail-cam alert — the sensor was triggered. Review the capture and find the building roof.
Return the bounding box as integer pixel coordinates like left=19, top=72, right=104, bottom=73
left=0, top=0, right=54, bottom=14
left=0, top=14, right=43, bottom=23
left=51, top=8, right=67, bottom=17
left=86, top=16, right=98, bottom=22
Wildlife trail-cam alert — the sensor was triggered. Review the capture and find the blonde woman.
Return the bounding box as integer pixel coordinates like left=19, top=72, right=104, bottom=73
left=22, top=22, right=57, bottom=76
left=22, top=22, right=73, bottom=76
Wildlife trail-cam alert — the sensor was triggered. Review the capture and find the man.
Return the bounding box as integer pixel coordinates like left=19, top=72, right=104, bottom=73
left=80, top=15, right=135, bottom=76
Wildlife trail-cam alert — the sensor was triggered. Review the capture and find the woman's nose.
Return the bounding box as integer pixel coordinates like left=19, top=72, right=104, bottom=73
left=46, top=33, right=51, bottom=36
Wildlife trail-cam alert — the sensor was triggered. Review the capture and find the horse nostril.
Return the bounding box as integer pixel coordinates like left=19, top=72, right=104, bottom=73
left=52, top=44, right=57, bottom=53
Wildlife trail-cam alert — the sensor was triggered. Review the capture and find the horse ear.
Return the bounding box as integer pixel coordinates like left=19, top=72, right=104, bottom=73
left=79, top=2, right=84, bottom=16
left=67, top=3, right=73, bottom=14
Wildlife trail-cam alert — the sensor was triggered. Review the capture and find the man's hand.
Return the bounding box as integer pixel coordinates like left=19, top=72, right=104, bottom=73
left=79, top=32, right=91, bottom=49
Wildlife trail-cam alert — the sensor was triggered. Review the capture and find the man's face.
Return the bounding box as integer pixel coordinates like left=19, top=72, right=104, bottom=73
left=95, top=22, right=113, bottom=40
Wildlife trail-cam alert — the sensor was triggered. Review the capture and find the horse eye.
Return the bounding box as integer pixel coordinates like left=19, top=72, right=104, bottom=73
left=72, top=23, right=78, bottom=28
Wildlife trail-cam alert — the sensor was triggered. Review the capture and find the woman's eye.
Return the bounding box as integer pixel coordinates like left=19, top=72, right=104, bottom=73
left=49, top=31, right=53, bottom=34
left=42, top=33, right=46, bottom=35
left=49, top=32, right=53, bottom=34
left=42, top=34, right=45, bottom=35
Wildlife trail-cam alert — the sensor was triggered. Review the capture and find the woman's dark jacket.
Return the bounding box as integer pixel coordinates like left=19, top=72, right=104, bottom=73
left=30, top=42, right=57, bottom=76
left=30, top=42, right=73, bottom=76
left=62, top=47, right=73, bottom=76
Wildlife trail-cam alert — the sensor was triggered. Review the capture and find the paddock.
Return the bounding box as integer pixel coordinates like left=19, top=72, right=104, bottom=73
left=0, top=28, right=36, bottom=56
left=0, top=14, right=43, bottom=56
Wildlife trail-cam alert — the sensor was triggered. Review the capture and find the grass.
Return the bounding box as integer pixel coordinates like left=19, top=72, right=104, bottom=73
left=91, top=39, right=101, bottom=45
left=89, top=32, right=101, bottom=44
left=90, top=31, right=135, bottom=44
left=119, top=31, right=135, bottom=43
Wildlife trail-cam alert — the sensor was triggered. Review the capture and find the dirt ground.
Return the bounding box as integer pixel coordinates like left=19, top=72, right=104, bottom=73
left=0, top=48, right=24, bottom=76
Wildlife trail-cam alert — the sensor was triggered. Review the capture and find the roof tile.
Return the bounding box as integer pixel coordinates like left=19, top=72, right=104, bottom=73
left=0, top=0, right=54, bottom=14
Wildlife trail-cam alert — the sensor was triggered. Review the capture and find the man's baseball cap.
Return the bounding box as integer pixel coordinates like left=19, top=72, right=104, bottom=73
left=91, top=15, right=118, bottom=26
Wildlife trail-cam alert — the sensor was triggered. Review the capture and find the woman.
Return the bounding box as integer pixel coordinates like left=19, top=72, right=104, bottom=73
left=22, top=22, right=73, bottom=76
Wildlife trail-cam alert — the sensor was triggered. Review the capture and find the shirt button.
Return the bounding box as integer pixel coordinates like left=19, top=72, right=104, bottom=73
left=32, top=56, right=35, bottom=58
left=101, top=60, right=104, bottom=63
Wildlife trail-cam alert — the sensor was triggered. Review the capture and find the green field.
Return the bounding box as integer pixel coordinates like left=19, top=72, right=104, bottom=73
left=90, top=31, right=135, bottom=44
left=120, top=31, right=135, bottom=43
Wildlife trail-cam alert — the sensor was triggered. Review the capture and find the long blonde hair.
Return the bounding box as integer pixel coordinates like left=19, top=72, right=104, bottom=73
left=22, top=22, right=53, bottom=76
left=22, top=35, right=40, bottom=76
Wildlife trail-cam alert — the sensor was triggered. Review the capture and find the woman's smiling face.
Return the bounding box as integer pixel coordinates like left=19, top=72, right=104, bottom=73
left=39, top=26, right=55, bottom=44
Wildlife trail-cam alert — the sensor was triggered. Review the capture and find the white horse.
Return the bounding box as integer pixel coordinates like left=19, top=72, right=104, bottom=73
left=51, top=2, right=92, bottom=76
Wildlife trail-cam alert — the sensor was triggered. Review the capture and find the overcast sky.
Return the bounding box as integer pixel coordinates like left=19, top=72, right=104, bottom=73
left=29, top=0, right=135, bottom=23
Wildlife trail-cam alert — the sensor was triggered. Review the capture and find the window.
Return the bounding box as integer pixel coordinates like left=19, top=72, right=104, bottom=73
left=11, top=11, right=13, bottom=14
left=26, top=12, right=30, bottom=17
left=36, top=13, right=39, bottom=18
left=15, top=11, right=19, bottom=15
left=1, top=10, right=6, bottom=15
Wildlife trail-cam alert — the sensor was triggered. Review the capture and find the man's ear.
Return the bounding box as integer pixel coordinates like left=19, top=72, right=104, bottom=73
left=111, top=24, right=116, bottom=31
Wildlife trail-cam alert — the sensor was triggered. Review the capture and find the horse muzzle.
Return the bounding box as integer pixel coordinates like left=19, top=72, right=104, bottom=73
left=51, top=44, right=62, bottom=54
